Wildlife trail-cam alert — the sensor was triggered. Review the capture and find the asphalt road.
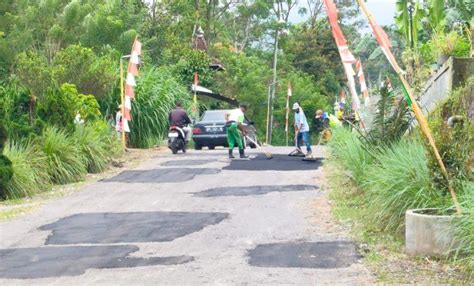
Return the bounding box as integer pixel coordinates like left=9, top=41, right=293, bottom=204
left=0, top=147, right=372, bottom=285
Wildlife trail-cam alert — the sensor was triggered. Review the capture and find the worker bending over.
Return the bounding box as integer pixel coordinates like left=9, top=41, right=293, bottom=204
left=293, top=102, right=312, bottom=158
left=225, top=104, right=249, bottom=159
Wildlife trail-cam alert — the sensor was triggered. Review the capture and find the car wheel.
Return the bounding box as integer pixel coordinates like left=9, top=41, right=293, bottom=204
left=194, top=144, right=202, bottom=150
left=208, top=145, right=215, bottom=150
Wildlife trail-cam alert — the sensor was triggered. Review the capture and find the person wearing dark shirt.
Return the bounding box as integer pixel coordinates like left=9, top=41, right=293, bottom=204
left=169, top=102, right=191, bottom=141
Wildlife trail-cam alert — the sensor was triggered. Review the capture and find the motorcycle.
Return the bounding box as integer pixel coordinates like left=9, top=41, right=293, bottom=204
left=168, top=126, right=187, bottom=154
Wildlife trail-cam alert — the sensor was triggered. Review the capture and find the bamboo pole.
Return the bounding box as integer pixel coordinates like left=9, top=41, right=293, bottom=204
left=120, top=57, right=126, bottom=150
left=285, top=82, right=291, bottom=147
left=357, top=0, right=461, bottom=214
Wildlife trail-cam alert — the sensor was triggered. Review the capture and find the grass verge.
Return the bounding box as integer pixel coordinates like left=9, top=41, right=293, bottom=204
left=326, top=160, right=469, bottom=283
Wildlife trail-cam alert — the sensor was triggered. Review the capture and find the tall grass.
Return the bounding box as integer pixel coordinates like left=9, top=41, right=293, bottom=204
left=37, top=127, right=87, bottom=184
left=73, top=122, right=120, bottom=173
left=454, top=182, right=474, bottom=274
left=327, top=127, right=373, bottom=185
left=363, top=140, right=447, bottom=234
left=129, top=66, right=191, bottom=148
left=3, top=141, right=51, bottom=199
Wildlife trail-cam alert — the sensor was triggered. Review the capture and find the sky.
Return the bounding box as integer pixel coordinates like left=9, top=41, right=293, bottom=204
left=288, top=0, right=397, bottom=28
left=143, top=0, right=397, bottom=31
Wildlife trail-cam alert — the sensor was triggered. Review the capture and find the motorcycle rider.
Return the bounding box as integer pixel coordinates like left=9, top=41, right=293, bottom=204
left=168, top=102, right=192, bottom=142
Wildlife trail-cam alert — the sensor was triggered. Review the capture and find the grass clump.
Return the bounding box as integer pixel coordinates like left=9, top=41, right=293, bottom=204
left=363, top=139, right=446, bottom=234
left=453, top=182, right=474, bottom=276
left=37, top=127, right=86, bottom=184
left=3, top=141, right=51, bottom=199
left=327, top=127, right=373, bottom=185
left=73, top=122, right=119, bottom=173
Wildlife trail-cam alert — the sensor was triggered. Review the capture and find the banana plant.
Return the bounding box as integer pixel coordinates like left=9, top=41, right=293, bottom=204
left=428, top=0, right=446, bottom=30
left=395, top=0, right=425, bottom=49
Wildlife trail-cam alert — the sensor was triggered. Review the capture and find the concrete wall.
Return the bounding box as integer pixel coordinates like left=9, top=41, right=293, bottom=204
left=419, top=57, right=474, bottom=115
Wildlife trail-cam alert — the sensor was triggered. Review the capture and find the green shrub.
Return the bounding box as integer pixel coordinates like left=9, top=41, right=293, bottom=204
left=37, top=127, right=86, bottom=184
left=73, top=121, right=120, bottom=173
left=0, top=123, right=13, bottom=199
left=38, top=84, right=79, bottom=131
left=129, top=66, right=191, bottom=148
left=363, top=140, right=447, bottom=234
left=327, top=127, right=373, bottom=185
left=3, top=141, right=50, bottom=199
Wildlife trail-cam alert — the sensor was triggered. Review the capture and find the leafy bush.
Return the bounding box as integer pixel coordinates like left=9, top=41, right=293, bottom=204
left=129, top=66, right=191, bottom=148
left=73, top=121, right=120, bottom=173
left=3, top=141, right=50, bottom=199
left=327, top=127, right=373, bottom=185
left=428, top=78, right=474, bottom=189
left=0, top=81, right=44, bottom=140
left=52, top=45, right=118, bottom=99
left=37, top=127, right=86, bottom=184
left=363, top=140, right=446, bottom=234
left=38, top=84, right=79, bottom=130
left=0, top=122, right=13, bottom=199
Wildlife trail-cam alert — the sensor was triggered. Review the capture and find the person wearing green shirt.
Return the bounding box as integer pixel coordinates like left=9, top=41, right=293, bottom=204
left=225, top=104, right=248, bottom=159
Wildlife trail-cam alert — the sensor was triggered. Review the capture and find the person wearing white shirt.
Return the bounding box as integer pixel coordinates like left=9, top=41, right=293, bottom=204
left=293, top=102, right=312, bottom=157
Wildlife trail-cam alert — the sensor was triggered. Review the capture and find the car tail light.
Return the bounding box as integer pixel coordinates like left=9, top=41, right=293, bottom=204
left=193, top=127, right=202, bottom=134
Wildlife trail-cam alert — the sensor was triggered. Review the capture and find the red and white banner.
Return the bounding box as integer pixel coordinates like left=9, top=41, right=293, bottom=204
left=123, top=38, right=142, bottom=124
left=356, top=60, right=369, bottom=106
left=285, top=82, right=292, bottom=133
left=323, top=0, right=360, bottom=110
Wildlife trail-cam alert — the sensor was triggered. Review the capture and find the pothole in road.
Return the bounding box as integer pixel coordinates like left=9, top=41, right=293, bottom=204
left=194, top=184, right=318, bottom=197
left=102, top=168, right=221, bottom=183
left=224, top=154, right=322, bottom=171
left=248, top=241, right=359, bottom=269
left=161, top=159, right=215, bottom=166
left=0, top=245, right=193, bottom=279
left=39, top=212, right=229, bottom=245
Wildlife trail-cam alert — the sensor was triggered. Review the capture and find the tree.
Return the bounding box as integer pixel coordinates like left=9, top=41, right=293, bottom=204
left=52, top=45, right=117, bottom=99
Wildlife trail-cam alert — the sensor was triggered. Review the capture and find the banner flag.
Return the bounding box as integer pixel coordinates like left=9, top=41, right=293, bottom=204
left=356, top=60, right=370, bottom=106
left=128, top=62, right=139, bottom=76
left=125, top=84, right=135, bottom=98
left=323, top=0, right=360, bottom=110
left=126, top=73, right=136, bottom=86
left=130, top=52, right=140, bottom=65
left=132, top=39, right=142, bottom=55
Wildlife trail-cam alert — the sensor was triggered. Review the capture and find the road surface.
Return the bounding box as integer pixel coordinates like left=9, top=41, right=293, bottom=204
left=0, top=147, right=372, bottom=285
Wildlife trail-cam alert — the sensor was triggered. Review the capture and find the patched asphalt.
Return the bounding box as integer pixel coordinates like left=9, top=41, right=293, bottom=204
left=193, top=184, right=318, bottom=197
left=102, top=168, right=221, bottom=183
left=0, top=245, right=193, bottom=279
left=248, top=241, right=359, bottom=269
left=161, top=159, right=215, bottom=166
left=0, top=147, right=372, bottom=284
left=39, top=212, right=229, bottom=244
left=224, top=154, right=323, bottom=171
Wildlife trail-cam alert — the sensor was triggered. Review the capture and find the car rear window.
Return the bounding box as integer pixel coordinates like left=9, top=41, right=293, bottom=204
left=201, top=110, right=228, bottom=122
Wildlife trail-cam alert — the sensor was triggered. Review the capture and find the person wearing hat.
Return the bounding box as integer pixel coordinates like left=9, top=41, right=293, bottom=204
left=315, top=109, right=332, bottom=143
left=293, top=102, right=312, bottom=157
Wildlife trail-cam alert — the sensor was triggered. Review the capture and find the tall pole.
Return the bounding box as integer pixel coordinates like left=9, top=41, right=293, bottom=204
left=285, top=82, right=291, bottom=146
left=357, top=0, right=461, bottom=214
left=267, top=29, right=279, bottom=145
left=120, top=57, right=126, bottom=150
